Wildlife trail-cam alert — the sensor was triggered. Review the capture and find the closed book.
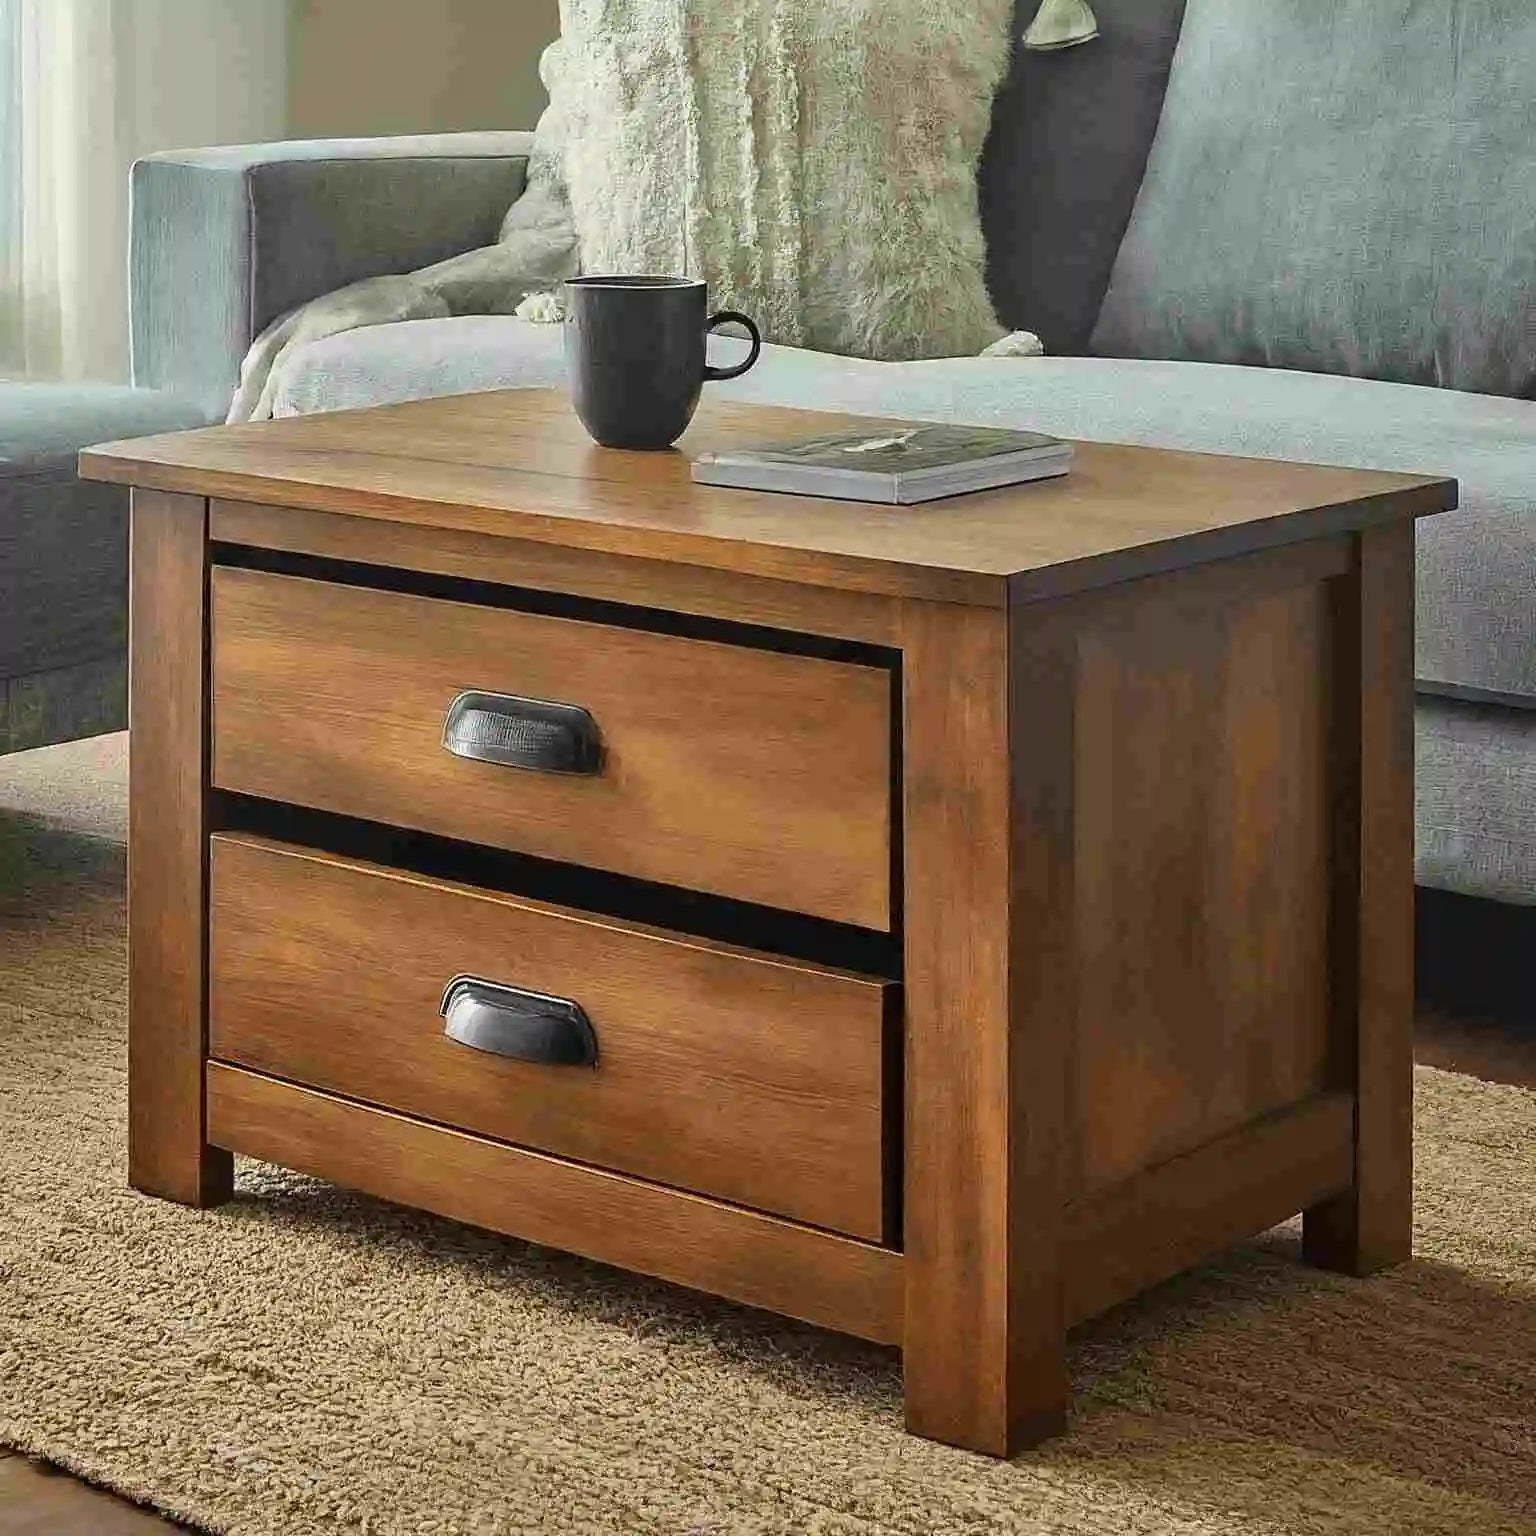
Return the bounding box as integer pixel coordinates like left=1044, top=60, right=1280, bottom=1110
left=691, top=421, right=1072, bottom=504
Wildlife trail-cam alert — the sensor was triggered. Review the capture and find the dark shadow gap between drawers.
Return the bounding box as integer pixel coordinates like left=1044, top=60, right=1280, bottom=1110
left=212, top=791, right=902, bottom=979
left=211, top=542, right=899, bottom=669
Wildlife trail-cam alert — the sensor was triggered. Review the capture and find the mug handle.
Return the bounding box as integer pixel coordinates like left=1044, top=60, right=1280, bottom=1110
left=703, top=311, right=763, bottom=382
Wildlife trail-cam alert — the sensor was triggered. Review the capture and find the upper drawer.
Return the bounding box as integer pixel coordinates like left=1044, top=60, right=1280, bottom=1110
left=210, top=567, right=893, bottom=928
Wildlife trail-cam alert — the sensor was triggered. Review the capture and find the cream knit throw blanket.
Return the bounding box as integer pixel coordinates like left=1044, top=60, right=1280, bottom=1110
left=554, top=0, right=1014, bottom=361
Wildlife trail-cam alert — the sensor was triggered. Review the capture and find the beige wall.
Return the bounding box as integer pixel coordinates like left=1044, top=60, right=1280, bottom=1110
left=134, top=1, right=291, bottom=151
left=287, top=0, right=559, bottom=138
left=51, top=1, right=291, bottom=381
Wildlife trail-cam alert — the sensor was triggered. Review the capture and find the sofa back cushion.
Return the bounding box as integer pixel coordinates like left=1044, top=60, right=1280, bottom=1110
left=979, top=0, right=1188, bottom=354
left=1090, top=0, right=1536, bottom=398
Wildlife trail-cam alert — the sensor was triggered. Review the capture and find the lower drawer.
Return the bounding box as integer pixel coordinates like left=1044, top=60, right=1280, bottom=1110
left=208, top=834, right=896, bottom=1241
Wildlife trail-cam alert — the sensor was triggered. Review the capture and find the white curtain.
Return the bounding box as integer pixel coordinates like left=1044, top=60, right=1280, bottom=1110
left=0, top=0, right=289, bottom=384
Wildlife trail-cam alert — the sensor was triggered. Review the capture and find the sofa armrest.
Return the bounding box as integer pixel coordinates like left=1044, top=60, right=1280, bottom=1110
left=130, top=132, right=536, bottom=418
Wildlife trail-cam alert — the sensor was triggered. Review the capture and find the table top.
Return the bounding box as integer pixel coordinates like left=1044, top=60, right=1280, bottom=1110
left=81, top=388, right=1456, bottom=606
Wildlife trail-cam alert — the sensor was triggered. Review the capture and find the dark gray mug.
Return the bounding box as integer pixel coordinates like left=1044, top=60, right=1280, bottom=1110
left=564, top=275, right=762, bottom=450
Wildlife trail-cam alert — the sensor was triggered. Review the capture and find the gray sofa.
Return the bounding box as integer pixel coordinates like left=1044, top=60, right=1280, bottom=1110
left=1, top=385, right=205, bottom=753
left=127, top=1, right=1533, bottom=910
left=0, top=134, right=527, bottom=756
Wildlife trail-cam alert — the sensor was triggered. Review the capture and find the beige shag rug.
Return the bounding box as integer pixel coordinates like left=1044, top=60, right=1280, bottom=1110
left=1, top=737, right=1534, bottom=1536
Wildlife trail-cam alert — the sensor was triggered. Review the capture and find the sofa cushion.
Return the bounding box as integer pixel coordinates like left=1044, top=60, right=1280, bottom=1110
left=980, top=0, right=1187, bottom=354
left=0, top=384, right=210, bottom=477
left=0, top=385, right=211, bottom=680
left=1417, top=698, right=1536, bottom=905
left=274, top=322, right=1533, bottom=707
left=269, top=316, right=885, bottom=418
left=1090, top=0, right=1536, bottom=399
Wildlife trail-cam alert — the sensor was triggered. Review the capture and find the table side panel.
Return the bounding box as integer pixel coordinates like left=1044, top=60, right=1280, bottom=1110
left=1063, top=552, right=1337, bottom=1197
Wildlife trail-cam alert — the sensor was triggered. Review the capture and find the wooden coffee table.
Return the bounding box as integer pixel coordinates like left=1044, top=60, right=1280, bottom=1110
left=81, top=390, right=1455, bottom=1457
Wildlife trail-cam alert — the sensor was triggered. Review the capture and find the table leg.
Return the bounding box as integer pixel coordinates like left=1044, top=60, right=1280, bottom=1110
left=1304, top=523, right=1414, bottom=1274
left=900, top=600, right=1070, bottom=1456
left=128, top=489, right=232, bottom=1208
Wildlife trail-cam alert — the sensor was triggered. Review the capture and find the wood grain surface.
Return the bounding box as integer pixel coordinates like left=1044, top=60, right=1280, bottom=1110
left=209, top=834, right=894, bottom=1240
left=1064, top=555, right=1336, bottom=1195
left=210, top=500, right=904, bottom=646
left=126, top=489, right=231, bottom=1208
left=81, top=390, right=1456, bottom=606
left=1305, top=524, right=1417, bottom=1274
left=1064, top=1091, right=1354, bottom=1323
left=900, top=600, right=1068, bottom=1456
left=206, top=1062, right=905, bottom=1346
left=897, top=535, right=1377, bottom=1456
left=210, top=564, right=893, bottom=928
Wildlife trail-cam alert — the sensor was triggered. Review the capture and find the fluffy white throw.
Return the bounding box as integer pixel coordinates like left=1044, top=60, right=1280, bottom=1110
left=552, top=0, right=1014, bottom=361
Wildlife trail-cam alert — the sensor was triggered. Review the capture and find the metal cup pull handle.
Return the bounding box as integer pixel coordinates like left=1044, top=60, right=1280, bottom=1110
left=439, top=976, right=599, bottom=1067
left=442, top=690, right=603, bottom=776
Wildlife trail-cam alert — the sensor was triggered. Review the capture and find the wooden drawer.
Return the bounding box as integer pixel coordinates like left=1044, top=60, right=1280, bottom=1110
left=210, top=566, right=892, bottom=929
left=208, top=835, right=896, bottom=1241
